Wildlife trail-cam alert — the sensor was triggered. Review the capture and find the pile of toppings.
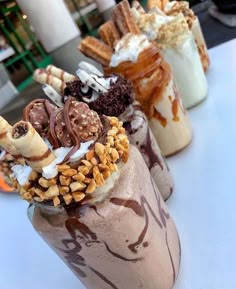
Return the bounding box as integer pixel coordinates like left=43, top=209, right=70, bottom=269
left=11, top=97, right=129, bottom=207
left=64, top=74, right=134, bottom=117
left=164, top=1, right=196, bottom=29
left=156, top=14, right=190, bottom=49
left=130, top=2, right=190, bottom=47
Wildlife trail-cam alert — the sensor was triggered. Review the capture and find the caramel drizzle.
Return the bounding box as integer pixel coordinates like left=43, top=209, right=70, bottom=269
left=0, top=131, right=7, bottom=139
left=153, top=109, right=167, bottom=127
left=169, top=95, right=180, bottom=122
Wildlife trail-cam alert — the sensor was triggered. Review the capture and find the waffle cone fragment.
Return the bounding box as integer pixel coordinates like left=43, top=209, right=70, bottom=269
left=46, top=65, right=77, bottom=83
left=112, top=0, right=140, bottom=35
left=8, top=121, right=55, bottom=172
left=33, top=69, right=66, bottom=95
left=99, top=20, right=121, bottom=48
left=79, top=37, right=113, bottom=67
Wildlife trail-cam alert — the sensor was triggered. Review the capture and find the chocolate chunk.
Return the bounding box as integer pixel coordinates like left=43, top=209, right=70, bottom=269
left=64, top=75, right=134, bottom=117
left=89, top=75, right=134, bottom=117
left=64, top=79, right=94, bottom=101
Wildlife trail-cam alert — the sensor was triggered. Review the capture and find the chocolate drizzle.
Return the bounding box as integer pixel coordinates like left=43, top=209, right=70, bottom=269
left=110, top=196, right=163, bottom=254
left=55, top=175, right=176, bottom=288
left=140, top=128, right=163, bottom=171
left=151, top=178, right=176, bottom=283
left=58, top=201, right=144, bottom=288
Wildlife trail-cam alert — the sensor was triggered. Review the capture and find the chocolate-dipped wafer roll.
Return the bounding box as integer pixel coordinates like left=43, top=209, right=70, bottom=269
left=0, top=116, right=20, bottom=157
left=8, top=121, right=55, bottom=172
left=46, top=65, right=77, bottom=83
left=33, top=69, right=66, bottom=95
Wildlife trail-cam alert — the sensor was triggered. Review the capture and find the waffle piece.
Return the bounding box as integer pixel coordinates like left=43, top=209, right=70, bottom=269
left=99, top=20, right=121, bottom=48
left=112, top=0, right=140, bottom=35
left=79, top=36, right=113, bottom=67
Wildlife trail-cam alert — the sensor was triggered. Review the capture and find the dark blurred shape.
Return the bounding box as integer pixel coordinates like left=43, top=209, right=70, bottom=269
left=213, top=0, right=236, bottom=14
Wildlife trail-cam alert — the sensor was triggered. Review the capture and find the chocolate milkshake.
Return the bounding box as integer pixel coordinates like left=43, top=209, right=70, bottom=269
left=63, top=66, right=174, bottom=200
left=33, top=64, right=174, bottom=200
left=30, top=146, right=180, bottom=289
left=6, top=99, right=181, bottom=289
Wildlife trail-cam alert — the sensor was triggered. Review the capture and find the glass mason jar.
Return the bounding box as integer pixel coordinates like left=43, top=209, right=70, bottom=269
left=105, top=45, right=192, bottom=157
left=160, top=30, right=208, bottom=109
left=191, top=17, right=210, bottom=73
left=27, top=145, right=180, bottom=289
left=120, top=103, right=174, bottom=201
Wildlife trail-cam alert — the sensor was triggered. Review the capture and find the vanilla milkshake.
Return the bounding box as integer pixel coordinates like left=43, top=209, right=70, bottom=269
left=164, top=0, right=210, bottom=72
left=106, top=33, right=192, bottom=156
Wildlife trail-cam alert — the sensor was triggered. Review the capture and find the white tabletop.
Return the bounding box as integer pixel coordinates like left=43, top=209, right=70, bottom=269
left=1, top=39, right=236, bottom=289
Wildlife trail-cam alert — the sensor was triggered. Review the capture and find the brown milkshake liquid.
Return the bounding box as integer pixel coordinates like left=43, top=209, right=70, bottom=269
left=122, top=104, right=174, bottom=200
left=32, top=146, right=180, bottom=289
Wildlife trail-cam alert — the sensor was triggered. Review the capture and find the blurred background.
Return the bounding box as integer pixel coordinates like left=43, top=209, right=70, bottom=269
left=0, top=0, right=235, bottom=122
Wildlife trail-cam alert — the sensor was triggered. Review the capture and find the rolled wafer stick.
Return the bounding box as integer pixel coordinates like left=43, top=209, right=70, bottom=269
left=8, top=121, right=56, bottom=172
left=0, top=116, right=20, bottom=157
left=33, top=69, right=66, bottom=95
left=112, top=0, right=140, bottom=35
left=46, top=65, right=77, bottom=83
left=79, top=37, right=113, bottom=67
left=99, top=20, right=121, bottom=48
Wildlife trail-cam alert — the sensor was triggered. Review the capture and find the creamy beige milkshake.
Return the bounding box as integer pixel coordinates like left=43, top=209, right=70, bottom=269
left=106, top=33, right=192, bottom=156
left=164, top=0, right=210, bottom=72
left=6, top=97, right=181, bottom=289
